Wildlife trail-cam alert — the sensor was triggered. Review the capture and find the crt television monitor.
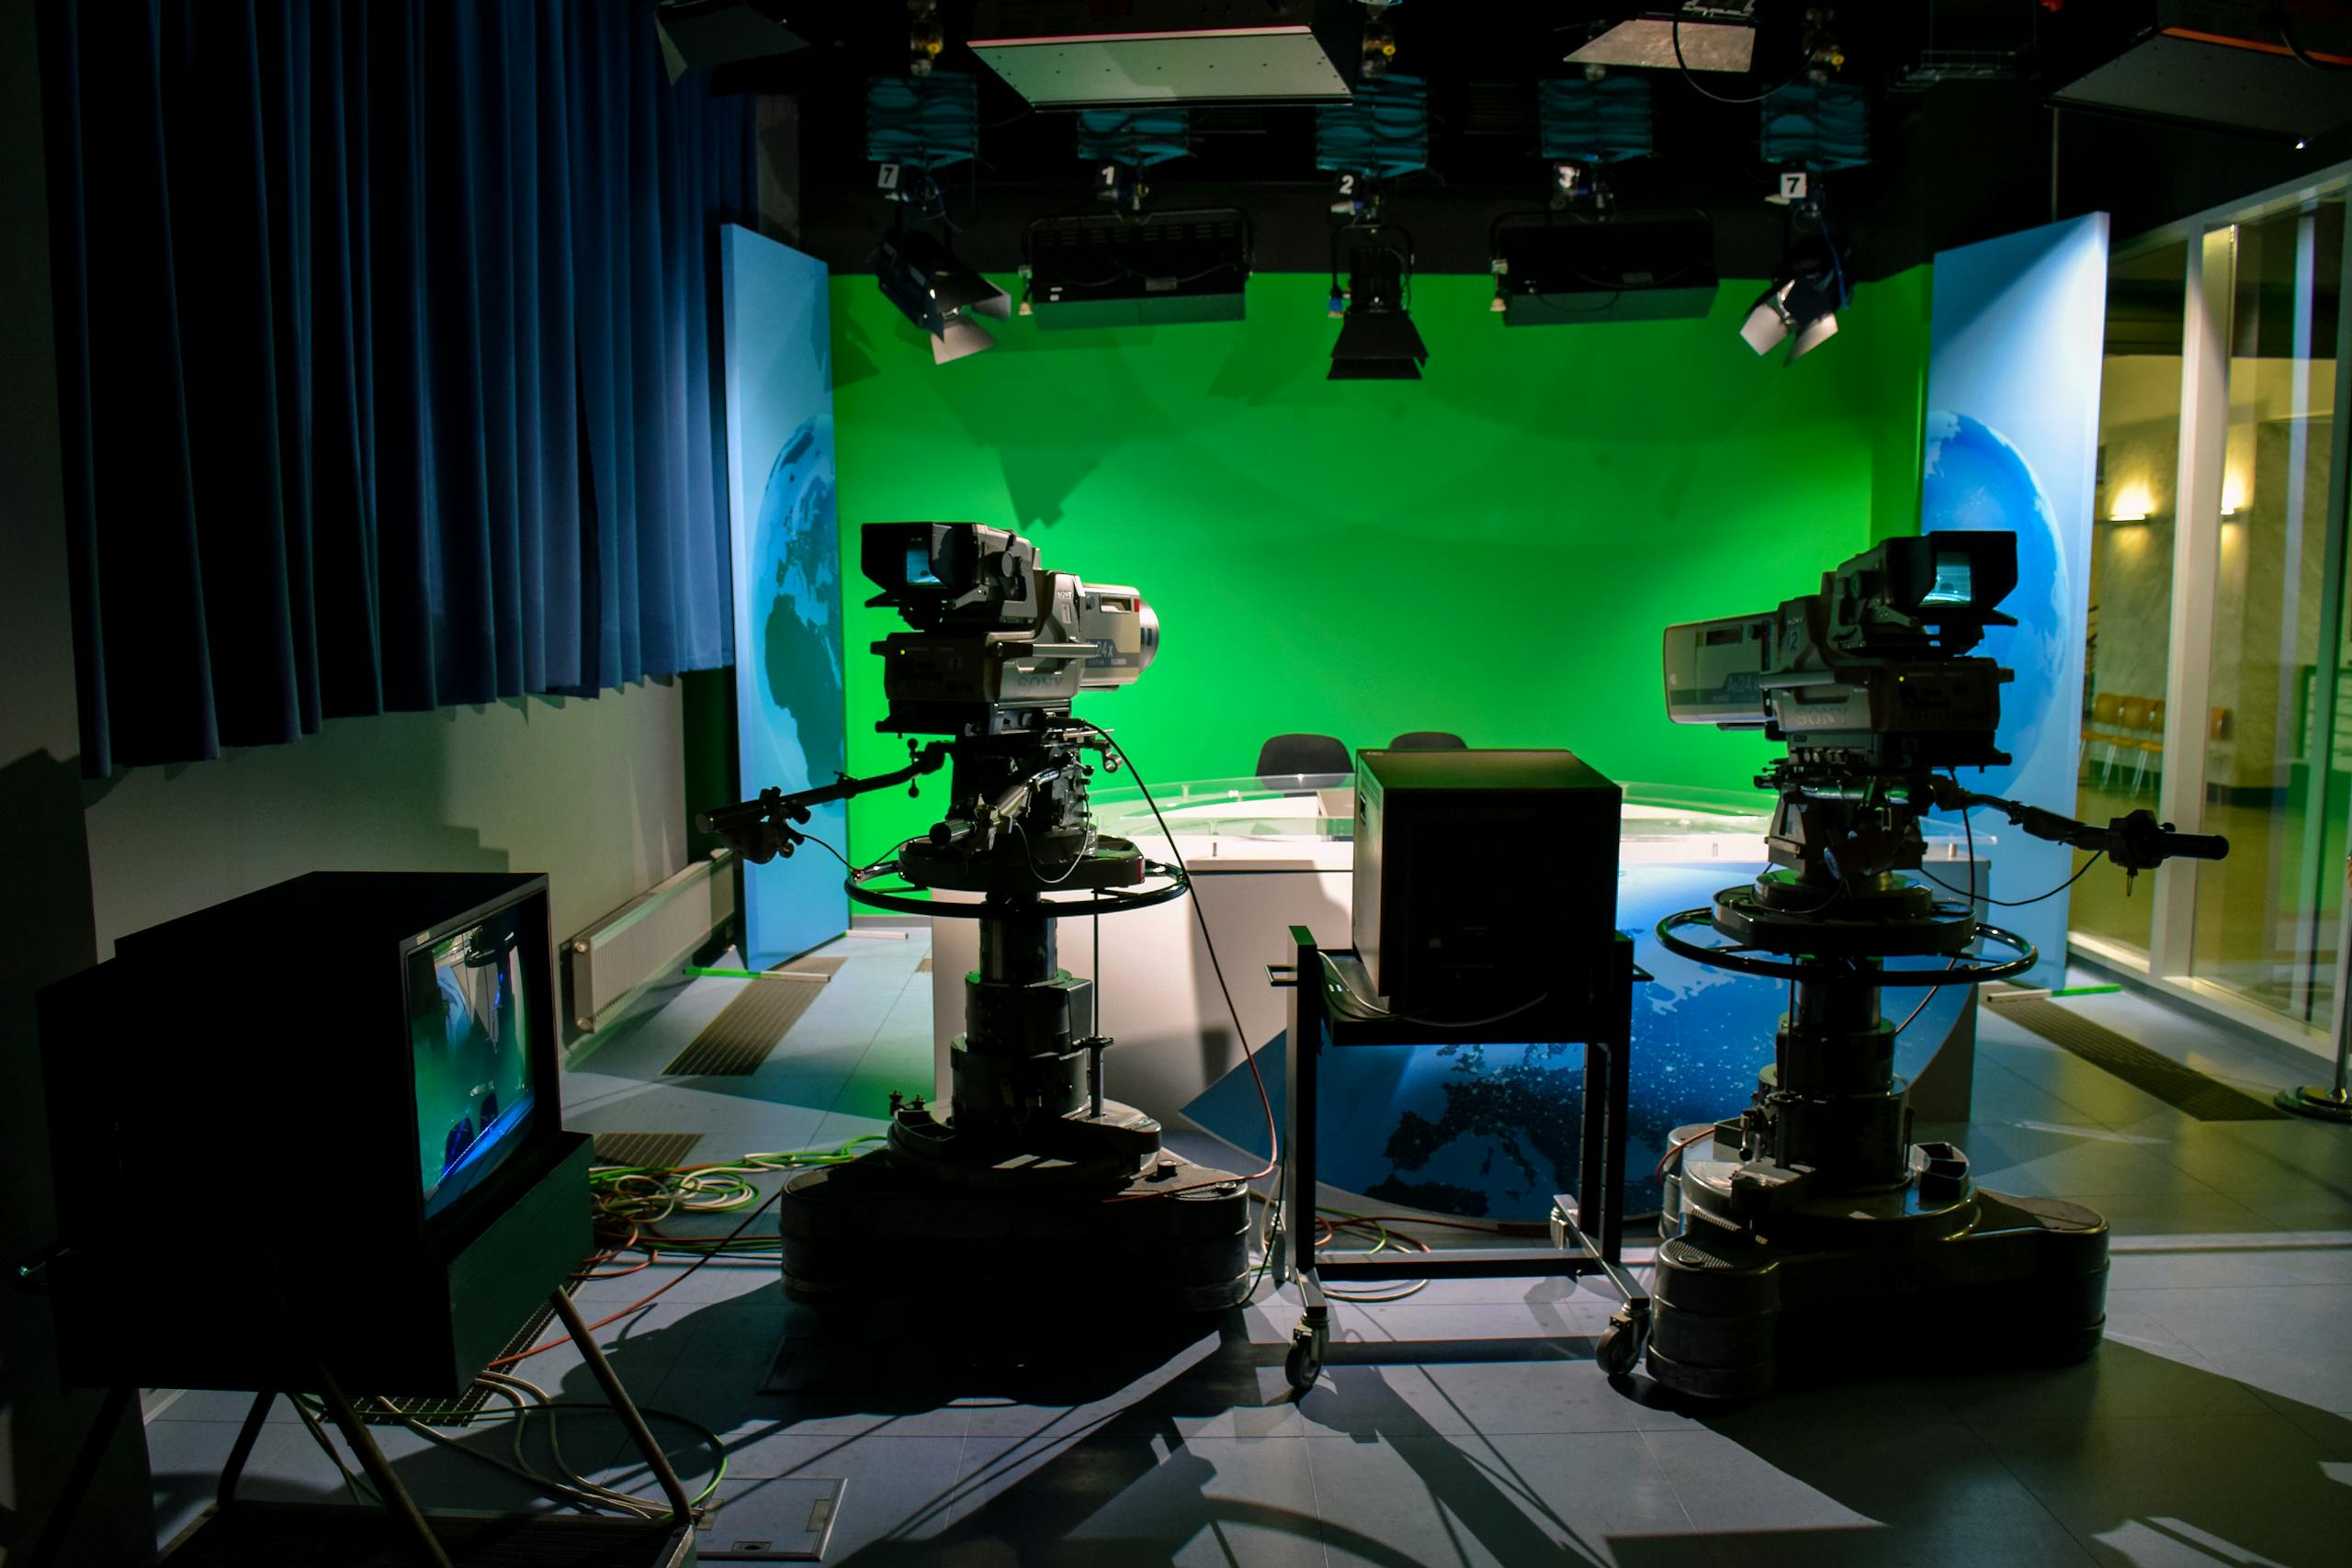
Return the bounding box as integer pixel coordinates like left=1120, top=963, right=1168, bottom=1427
left=405, top=904, right=539, bottom=1220
left=43, top=872, right=586, bottom=1394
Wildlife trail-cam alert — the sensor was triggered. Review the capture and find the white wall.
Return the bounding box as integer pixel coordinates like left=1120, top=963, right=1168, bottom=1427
left=83, top=683, right=687, bottom=955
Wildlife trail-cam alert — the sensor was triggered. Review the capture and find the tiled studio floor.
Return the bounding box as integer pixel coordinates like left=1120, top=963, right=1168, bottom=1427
left=142, top=930, right=2352, bottom=1566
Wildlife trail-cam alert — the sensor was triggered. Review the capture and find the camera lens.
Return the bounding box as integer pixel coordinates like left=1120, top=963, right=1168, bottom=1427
left=1135, top=599, right=1159, bottom=671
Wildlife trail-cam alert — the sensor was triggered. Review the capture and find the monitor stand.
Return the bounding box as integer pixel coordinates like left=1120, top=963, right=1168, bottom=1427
left=24, top=1293, right=697, bottom=1568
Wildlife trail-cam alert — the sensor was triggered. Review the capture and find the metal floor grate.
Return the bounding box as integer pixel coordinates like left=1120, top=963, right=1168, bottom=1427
left=361, top=1285, right=575, bottom=1428
left=662, top=957, right=844, bottom=1077
left=1990, top=995, right=2288, bottom=1122
left=591, top=1131, right=705, bottom=1170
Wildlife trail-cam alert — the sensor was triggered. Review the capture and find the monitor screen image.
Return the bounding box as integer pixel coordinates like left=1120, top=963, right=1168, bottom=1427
left=1924, top=552, right=1974, bottom=607
left=409, top=914, right=537, bottom=1219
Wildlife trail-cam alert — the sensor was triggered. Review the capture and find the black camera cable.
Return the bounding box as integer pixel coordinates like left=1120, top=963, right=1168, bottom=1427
left=1075, top=721, right=1280, bottom=1199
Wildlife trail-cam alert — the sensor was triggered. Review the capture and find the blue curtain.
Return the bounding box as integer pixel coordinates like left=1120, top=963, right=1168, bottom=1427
left=42, top=0, right=755, bottom=774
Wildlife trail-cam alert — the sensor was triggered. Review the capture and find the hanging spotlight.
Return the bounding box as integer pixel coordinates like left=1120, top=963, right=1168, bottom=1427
left=1073, top=107, right=1193, bottom=214
left=874, top=231, right=1012, bottom=364
left=907, top=0, right=944, bottom=76
left=1739, top=234, right=1843, bottom=362
left=1360, top=1, right=1399, bottom=81
left=1759, top=79, right=1869, bottom=175
left=1316, top=73, right=1429, bottom=219
left=653, top=0, right=815, bottom=83
left=865, top=71, right=998, bottom=363
left=1330, top=241, right=1424, bottom=380
left=1745, top=72, right=1863, bottom=366
left=1493, top=72, right=1717, bottom=327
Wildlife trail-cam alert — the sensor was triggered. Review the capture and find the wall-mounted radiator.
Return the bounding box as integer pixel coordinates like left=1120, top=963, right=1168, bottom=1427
left=561, top=850, right=738, bottom=1049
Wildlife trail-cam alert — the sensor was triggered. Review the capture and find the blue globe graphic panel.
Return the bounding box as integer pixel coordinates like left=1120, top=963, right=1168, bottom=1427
left=1922, top=410, right=2068, bottom=802
left=1922, top=407, right=2080, bottom=987
left=723, top=227, right=847, bottom=965
left=1917, top=214, right=2108, bottom=990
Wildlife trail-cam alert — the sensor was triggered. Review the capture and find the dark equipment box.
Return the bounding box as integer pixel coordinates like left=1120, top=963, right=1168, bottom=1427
left=1352, top=748, right=1622, bottom=1013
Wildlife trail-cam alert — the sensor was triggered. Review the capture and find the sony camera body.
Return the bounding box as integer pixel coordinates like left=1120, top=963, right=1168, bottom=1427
left=862, top=522, right=1159, bottom=738
left=1662, top=532, right=2018, bottom=776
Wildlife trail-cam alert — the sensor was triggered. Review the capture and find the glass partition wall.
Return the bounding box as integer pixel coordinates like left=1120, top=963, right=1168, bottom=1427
left=2077, top=242, right=2188, bottom=956
left=2075, top=175, right=2352, bottom=1055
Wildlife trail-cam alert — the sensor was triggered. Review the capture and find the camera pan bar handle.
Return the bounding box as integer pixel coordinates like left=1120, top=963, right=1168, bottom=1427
left=695, top=742, right=951, bottom=864
left=1926, top=778, right=2231, bottom=875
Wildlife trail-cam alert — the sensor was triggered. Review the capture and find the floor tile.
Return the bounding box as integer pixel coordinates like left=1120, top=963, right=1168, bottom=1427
left=1645, top=1421, right=2093, bottom=1568
left=2107, top=1228, right=2352, bottom=1290
left=1677, top=1371, right=1958, bottom=1434
left=1291, top=1361, right=1487, bottom=1438
left=1416, top=1354, right=1671, bottom=1435
left=2111, top=1283, right=2352, bottom=1409
left=1976, top=1411, right=2351, bottom=1567
left=1928, top=1320, right=2267, bottom=1424
left=944, top=1433, right=1324, bottom=1567
left=146, top=1421, right=290, bottom=1545
left=150, top=1390, right=301, bottom=1426
left=1954, top=1122, right=2230, bottom=1199
left=1958, top=1058, right=2120, bottom=1129
left=2250, top=1388, right=2352, bottom=1455
left=1345, top=1297, right=1619, bottom=1348
left=2137, top=1116, right=2352, bottom=1199
left=1310, top=1430, right=1709, bottom=1568
left=2075, top=1184, right=2281, bottom=1240
left=2239, top=1186, right=2352, bottom=1229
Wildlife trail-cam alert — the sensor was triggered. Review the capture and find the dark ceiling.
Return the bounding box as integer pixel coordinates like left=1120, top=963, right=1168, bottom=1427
left=718, top=2, right=2352, bottom=282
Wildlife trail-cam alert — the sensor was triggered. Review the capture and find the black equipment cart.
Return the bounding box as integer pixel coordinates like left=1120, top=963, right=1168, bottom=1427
left=1269, top=924, right=1651, bottom=1391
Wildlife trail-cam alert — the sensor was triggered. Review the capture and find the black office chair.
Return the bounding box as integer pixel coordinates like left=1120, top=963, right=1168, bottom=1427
left=1388, top=730, right=1467, bottom=750
left=1256, top=733, right=1351, bottom=785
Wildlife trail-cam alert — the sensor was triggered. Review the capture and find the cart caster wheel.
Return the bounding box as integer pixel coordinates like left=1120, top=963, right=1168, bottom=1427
left=1284, top=1328, right=1325, bottom=1392
left=1595, top=1316, right=1642, bottom=1379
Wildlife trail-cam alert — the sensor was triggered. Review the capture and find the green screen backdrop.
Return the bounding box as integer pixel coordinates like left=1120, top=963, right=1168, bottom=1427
left=830, top=269, right=1930, bottom=860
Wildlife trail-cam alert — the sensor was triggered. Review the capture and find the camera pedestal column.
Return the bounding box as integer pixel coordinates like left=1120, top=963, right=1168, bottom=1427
left=1650, top=882, right=2110, bottom=1401
left=881, top=897, right=1154, bottom=1184
left=774, top=884, right=1255, bottom=1309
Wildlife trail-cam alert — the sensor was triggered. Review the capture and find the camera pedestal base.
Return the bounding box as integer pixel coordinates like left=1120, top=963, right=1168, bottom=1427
left=775, top=1138, right=1254, bottom=1311
left=1648, top=1150, right=2109, bottom=1401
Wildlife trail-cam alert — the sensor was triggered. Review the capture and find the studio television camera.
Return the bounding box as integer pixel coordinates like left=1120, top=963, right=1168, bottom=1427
left=1645, top=531, right=2225, bottom=1399
left=699, top=523, right=1250, bottom=1308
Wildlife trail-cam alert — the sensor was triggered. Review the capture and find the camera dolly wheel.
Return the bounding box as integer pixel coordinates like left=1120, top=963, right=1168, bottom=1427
left=1595, top=1305, right=1646, bottom=1379
left=1284, top=1313, right=1329, bottom=1393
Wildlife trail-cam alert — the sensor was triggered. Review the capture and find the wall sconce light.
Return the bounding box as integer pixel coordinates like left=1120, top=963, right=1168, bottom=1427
left=2221, top=472, right=2247, bottom=517
left=2108, top=482, right=2154, bottom=524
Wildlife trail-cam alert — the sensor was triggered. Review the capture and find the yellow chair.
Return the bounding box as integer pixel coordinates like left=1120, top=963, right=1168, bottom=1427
left=2084, top=691, right=2128, bottom=786
left=2126, top=698, right=2165, bottom=797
